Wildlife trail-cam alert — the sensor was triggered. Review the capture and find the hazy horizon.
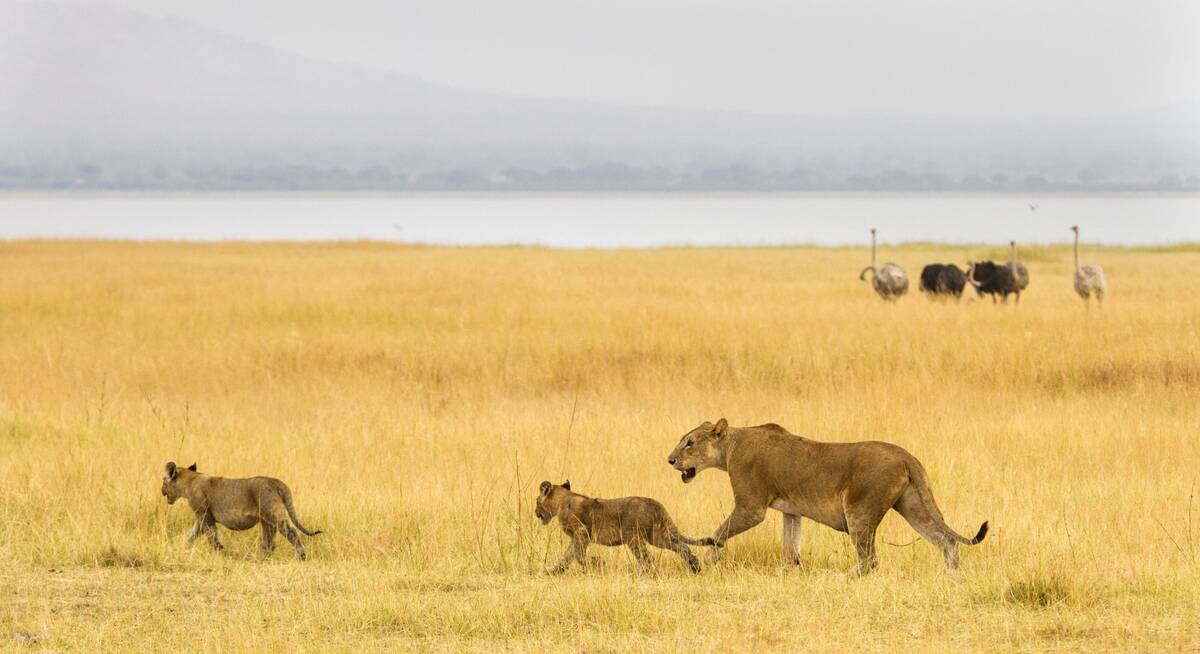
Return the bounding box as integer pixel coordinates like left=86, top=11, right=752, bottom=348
left=41, top=0, right=1200, bottom=121
left=3, top=1, right=1199, bottom=192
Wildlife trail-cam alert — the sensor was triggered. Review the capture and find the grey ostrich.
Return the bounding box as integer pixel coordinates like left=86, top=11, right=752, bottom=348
left=1007, top=240, right=1030, bottom=303
left=1070, top=225, right=1106, bottom=308
left=859, top=228, right=908, bottom=301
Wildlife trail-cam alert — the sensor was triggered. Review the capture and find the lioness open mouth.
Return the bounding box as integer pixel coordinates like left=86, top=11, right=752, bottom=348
left=680, top=467, right=696, bottom=482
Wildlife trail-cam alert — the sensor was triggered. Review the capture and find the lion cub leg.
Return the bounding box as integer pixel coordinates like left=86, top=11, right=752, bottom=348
left=282, top=523, right=306, bottom=560
left=184, top=515, right=204, bottom=544
left=649, top=528, right=702, bottom=574
left=201, top=513, right=224, bottom=553
left=265, top=503, right=306, bottom=560
left=259, top=521, right=277, bottom=556
left=549, top=532, right=589, bottom=574
left=666, top=540, right=701, bottom=574
left=626, top=539, right=656, bottom=573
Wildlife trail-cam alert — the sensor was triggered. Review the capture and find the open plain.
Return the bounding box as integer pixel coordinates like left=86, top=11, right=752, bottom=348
left=0, top=240, right=1197, bottom=652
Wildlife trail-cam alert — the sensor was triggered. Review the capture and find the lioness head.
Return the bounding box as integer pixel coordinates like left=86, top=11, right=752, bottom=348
left=668, top=418, right=728, bottom=483
left=535, top=480, right=571, bottom=524
left=161, top=461, right=197, bottom=504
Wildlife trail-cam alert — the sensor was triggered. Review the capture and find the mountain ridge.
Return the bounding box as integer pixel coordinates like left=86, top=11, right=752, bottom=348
left=2, top=1, right=1198, bottom=191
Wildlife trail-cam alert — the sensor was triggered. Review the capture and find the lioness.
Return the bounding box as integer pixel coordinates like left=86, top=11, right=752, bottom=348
left=160, top=461, right=323, bottom=560
left=535, top=480, right=718, bottom=574
left=668, top=420, right=987, bottom=574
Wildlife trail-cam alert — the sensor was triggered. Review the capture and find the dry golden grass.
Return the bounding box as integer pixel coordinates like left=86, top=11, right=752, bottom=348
left=0, top=239, right=1198, bottom=652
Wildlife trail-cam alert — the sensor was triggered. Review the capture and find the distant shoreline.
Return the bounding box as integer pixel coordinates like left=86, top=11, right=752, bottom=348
left=1, top=238, right=1197, bottom=251
left=4, top=193, right=1196, bottom=247
left=2, top=189, right=1198, bottom=199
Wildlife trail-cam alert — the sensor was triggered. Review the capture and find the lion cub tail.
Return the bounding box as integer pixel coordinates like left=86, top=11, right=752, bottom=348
left=677, top=533, right=723, bottom=548
left=281, top=485, right=324, bottom=537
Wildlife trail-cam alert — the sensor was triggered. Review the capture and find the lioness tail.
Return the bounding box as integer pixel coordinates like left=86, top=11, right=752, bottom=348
left=905, top=460, right=987, bottom=546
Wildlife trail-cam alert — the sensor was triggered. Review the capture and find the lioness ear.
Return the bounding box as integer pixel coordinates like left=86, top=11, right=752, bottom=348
left=539, top=481, right=552, bottom=496
left=187, top=462, right=197, bottom=472
left=562, top=480, right=571, bottom=491
left=165, top=461, right=177, bottom=480
left=713, top=418, right=728, bottom=437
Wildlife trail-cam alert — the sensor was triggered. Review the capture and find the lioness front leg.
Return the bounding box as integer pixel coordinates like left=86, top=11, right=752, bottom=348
left=707, top=503, right=766, bottom=563
left=548, top=532, right=589, bottom=574
left=782, top=514, right=803, bottom=566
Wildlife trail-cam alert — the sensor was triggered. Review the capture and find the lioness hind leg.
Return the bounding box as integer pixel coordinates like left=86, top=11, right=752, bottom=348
left=894, top=487, right=959, bottom=571
left=848, top=525, right=878, bottom=576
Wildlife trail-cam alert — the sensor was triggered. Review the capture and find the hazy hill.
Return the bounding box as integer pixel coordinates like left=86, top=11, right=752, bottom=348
left=2, top=1, right=1197, bottom=190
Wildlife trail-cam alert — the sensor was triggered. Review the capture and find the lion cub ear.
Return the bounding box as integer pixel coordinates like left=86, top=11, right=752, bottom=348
left=187, top=462, right=198, bottom=472
left=713, top=418, right=728, bottom=437
left=539, top=481, right=552, bottom=496
left=165, top=461, right=178, bottom=480
left=562, top=480, right=571, bottom=491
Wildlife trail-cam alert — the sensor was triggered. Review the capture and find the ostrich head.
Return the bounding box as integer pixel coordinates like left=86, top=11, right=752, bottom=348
left=964, top=261, right=981, bottom=287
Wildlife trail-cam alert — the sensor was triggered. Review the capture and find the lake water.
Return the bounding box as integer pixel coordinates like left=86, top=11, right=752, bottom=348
left=1, top=193, right=1197, bottom=246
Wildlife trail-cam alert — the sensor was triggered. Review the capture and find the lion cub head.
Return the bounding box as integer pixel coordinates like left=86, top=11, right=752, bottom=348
left=161, top=461, right=197, bottom=504
left=535, top=480, right=571, bottom=524
left=667, top=418, right=728, bottom=483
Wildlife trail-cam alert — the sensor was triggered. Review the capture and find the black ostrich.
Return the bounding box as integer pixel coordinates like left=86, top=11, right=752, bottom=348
left=965, top=260, right=1017, bottom=303
left=918, top=263, right=967, bottom=299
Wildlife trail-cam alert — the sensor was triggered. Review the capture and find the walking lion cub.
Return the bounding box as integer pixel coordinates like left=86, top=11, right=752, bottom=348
left=535, top=480, right=717, bottom=574
left=160, top=461, right=323, bottom=560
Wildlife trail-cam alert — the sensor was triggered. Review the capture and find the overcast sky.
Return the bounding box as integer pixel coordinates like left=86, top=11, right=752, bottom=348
left=58, top=0, right=1200, bottom=121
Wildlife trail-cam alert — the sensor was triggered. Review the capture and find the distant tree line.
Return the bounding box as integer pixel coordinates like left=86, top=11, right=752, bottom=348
left=1, top=162, right=1197, bottom=192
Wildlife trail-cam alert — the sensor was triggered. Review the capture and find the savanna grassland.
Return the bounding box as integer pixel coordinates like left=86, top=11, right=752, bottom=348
left=0, top=239, right=1198, bottom=652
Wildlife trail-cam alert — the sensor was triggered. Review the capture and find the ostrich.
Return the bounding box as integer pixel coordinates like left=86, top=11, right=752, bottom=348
left=1071, top=225, right=1106, bottom=308
left=859, top=228, right=908, bottom=301
left=1007, top=240, right=1030, bottom=303
left=919, top=263, right=966, bottom=299
left=965, top=260, right=1016, bottom=303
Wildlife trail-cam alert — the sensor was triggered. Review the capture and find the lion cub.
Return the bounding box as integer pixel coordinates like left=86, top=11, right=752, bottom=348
left=160, top=461, right=323, bottom=560
left=535, top=480, right=717, bottom=574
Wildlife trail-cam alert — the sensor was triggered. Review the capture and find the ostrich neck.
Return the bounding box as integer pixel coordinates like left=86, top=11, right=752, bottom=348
left=871, top=236, right=876, bottom=267
left=1011, top=243, right=1018, bottom=265
left=1073, top=233, right=1080, bottom=272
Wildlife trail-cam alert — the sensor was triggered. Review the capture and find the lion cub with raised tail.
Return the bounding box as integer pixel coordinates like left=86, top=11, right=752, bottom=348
left=535, top=480, right=717, bottom=574
left=160, top=461, right=323, bottom=560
